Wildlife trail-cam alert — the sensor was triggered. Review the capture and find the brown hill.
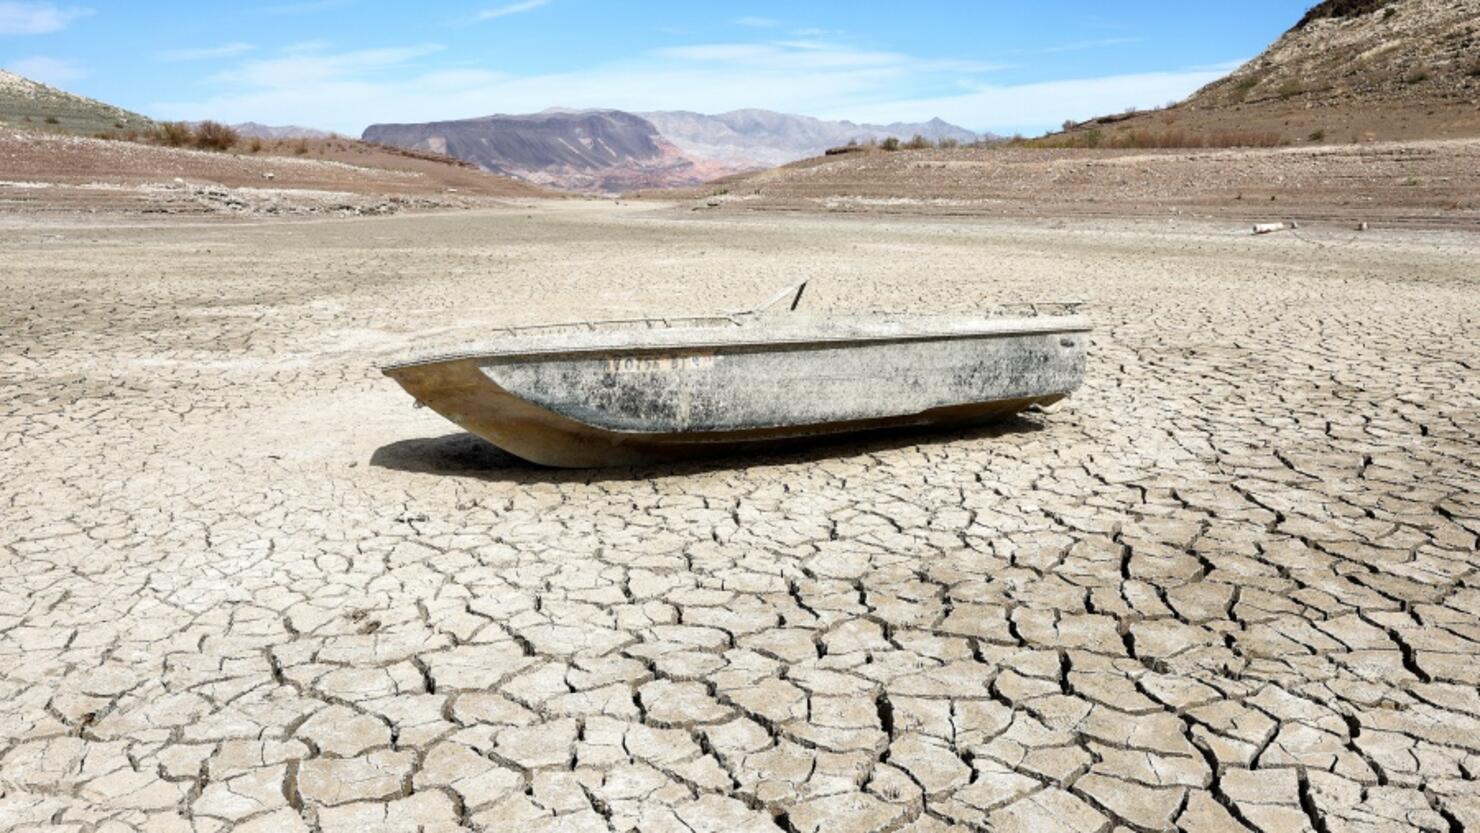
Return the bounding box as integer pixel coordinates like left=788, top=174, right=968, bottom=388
left=0, top=130, right=549, bottom=218
left=0, top=69, right=155, bottom=135
left=0, top=70, right=549, bottom=217
left=1063, top=0, right=1480, bottom=145
left=636, top=139, right=1480, bottom=228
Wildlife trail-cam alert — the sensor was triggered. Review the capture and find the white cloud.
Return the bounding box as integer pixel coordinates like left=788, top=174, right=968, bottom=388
left=154, top=42, right=255, bottom=62
left=477, top=0, right=549, bottom=21
left=5, top=55, right=84, bottom=84
left=1041, top=37, right=1141, bottom=54
left=208, top=45, right=444, bottom=88
left=149, top=37, right=1231, bottom=137
left=0, top=1, right=89, bottom=35
left=831, top=68, right=1230, bottom=131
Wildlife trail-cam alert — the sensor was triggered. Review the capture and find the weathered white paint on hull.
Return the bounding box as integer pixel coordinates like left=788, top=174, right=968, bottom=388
left=384, top=313, right=1090, bottom=467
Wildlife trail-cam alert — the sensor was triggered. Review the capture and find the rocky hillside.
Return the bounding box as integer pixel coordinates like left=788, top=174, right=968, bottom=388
left=639, top=110, right=981, bottom=167
left=0, top=69, right=154, bottom=135
left=1065, top=0, right=1480, bottom=144
left=363, top=109, right=735, bottom=192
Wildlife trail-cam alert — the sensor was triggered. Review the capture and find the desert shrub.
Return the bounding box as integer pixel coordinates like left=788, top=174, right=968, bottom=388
left=936, top=137, right=959, bottom=149
left=44, top=115, right=59, bottom=124
left=248, top=137, right=263, bottom=153
left=1026, top=128, right=1281, bottom=150
left=1405, top=68, right=1429, bottom=84
left=1278, top=79, right=1303, bottom=99
left=904, top=134, right=931, bottom=150
left=292, top=139, right=309, bottom=155
left=159, top=121, right=193, bottom=147
left=880, top=136, right=901, bottom=151
left=193, top=120, right=239, bottom=151
left=1308, top=128, right=1326, bottom=142
left=1061, top=119, right=1076, bottom=131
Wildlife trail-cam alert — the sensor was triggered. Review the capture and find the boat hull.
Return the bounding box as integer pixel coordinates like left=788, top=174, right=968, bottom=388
left=384, top=321, right=1087, bottom=468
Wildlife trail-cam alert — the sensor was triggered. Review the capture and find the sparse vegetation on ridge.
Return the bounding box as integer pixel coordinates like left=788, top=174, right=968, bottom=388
left=1025, top=128, right=1285, bottom=149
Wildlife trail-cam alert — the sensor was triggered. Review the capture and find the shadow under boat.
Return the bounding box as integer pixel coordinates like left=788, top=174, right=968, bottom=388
left=369, top=413, right=1047, bottom=484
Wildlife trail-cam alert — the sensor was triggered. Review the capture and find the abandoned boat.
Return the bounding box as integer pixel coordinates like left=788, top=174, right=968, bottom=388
left=382, top=285, right=1090, bottom=467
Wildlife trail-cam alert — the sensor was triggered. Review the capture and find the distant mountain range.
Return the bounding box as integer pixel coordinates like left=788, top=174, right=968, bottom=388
left=229, top=122, right=336, bottom=140
left=638, top=110, right=984, bottom=167
left=364, top=109, right=736, bottom=192
left=363, top=108, right=985, bottom=192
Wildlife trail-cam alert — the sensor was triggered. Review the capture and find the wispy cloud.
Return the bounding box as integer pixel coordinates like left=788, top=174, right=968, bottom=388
left=732, top=16, right=778, bottom=28
left=151, top=35, right=1228, bottom=137
left=1041, top=36, right=1141, bottom=54
left=209, top=44, right=444, bottom=88
left=0, top=1, right=89, bottom=35
left=835, top=67, right=1230, bottom=131
left=5, top=55, right=85, bottom=84
left=477, top=0, right=549, bottom=21
left=155, top=42, right=255, bottom=63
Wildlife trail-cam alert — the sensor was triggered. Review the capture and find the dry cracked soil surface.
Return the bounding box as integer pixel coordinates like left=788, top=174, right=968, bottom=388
left=2, top=203, right=1478, bottom=833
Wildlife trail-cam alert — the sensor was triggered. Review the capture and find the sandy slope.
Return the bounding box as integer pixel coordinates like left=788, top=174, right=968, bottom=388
left=643, top=140, right=1480, bottom=229
left=0, top=129, right=550, bottom=217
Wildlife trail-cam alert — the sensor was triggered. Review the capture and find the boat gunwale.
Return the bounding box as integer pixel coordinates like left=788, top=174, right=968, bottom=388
left=383, top=313, right=1093, bottom=372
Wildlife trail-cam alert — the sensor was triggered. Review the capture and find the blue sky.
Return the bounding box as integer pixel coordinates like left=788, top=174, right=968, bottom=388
left=2, top=1, right=1314, bottom=136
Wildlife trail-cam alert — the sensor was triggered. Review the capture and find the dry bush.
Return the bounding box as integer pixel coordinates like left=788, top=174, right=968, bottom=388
left=1231, top=76, right=1260, bottom=100
left=248, top=137, right=264, bottom=153
left=159, top=122, right=193, bottom=147
left=193, top=121, right=239, bottom=151
left=937, top=137, right=959, bottom=149
left=880, top=136, right=901, bottom=151
left=292, top=139, right=310, bottom=155
left=904, top=134, right=932, bottom=150
left=1278, top=79, right=1303, bottom=99
left=1030, top=128, right=1283, bottom=150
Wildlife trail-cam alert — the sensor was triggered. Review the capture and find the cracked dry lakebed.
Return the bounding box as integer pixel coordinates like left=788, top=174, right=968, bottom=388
left=1, top=202, right=1478, bottom=833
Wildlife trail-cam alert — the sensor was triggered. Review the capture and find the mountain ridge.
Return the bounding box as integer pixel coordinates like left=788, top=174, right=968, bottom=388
left=363, top=109, right=735, bottom=193
left=363, top=107, right=982, bottom=191
left=638, top=110, right=982, bottom=167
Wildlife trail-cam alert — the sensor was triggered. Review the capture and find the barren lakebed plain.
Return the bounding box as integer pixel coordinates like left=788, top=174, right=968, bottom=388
left=2, top=202, right=1478, bottom=832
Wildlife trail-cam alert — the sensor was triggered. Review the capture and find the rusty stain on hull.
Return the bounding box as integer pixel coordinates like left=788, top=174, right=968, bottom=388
left=383, top=313, right=1090, bottom=468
